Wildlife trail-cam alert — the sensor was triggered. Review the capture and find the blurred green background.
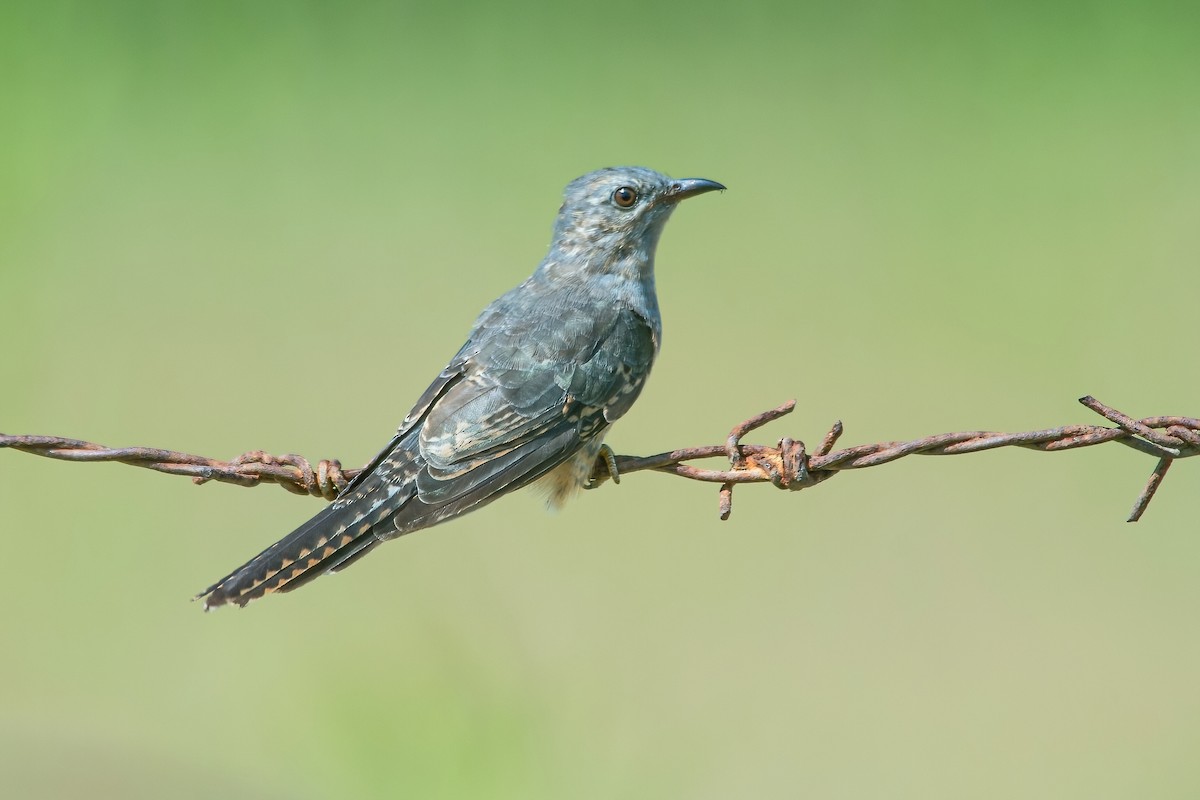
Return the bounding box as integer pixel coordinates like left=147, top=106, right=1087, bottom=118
left=2, top=1, right=1198, bottom=797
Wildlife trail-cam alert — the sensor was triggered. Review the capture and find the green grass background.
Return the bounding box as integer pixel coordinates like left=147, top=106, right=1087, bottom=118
left=2, top=1, right=1198, bottom=797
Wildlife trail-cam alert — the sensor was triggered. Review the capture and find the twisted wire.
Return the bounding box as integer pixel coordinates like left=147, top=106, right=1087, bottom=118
left=2, top=395, right=1193, bottom=521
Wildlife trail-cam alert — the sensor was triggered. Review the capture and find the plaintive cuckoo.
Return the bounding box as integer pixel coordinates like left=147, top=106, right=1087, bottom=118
left=198, top=167, right=724, bottom=610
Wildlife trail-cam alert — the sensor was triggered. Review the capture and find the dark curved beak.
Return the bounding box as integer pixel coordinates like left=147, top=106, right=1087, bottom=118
left=663, top=177, right=726, bottom=203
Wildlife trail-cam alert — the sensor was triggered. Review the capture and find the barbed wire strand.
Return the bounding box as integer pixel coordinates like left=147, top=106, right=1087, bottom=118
left=2, top=396, right=1195, bottom=522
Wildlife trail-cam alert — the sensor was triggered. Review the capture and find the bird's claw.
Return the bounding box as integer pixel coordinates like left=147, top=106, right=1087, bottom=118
left=584, top=444, right=620, bottom=490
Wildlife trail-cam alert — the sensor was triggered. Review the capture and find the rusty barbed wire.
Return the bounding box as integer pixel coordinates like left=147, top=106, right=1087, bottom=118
left=2, top=396, right=1196, bottom=522
left=0, top=437, right=359, bottom=501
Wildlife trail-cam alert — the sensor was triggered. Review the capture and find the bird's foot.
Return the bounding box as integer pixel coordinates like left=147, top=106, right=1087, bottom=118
left=584, top=444, right=620, bottom=490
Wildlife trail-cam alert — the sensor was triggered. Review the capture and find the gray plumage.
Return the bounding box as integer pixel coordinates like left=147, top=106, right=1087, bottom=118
left=198, top=167, right=724, bottom=609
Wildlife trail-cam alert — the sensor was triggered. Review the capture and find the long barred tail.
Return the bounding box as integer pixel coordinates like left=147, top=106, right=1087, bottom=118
left=196, top=471, right=415, bottom=610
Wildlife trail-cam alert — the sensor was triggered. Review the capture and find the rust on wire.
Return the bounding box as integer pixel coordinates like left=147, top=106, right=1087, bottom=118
left=1, top=396, right=1196, bottom=522
left=0, top=436, right=358, bottom=500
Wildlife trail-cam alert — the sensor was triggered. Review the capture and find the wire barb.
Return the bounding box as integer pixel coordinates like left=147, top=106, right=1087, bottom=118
left=0, top=435, right=358, bottom=499
left=1, top=395, right=1195, bottom=521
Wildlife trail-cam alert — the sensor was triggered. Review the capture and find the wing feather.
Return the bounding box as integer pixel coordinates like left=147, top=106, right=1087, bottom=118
left=374, top=304, right=656, bottom=537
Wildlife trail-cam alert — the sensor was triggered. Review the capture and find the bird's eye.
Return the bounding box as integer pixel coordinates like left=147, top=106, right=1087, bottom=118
left=612, top=186, right=638, bottom=208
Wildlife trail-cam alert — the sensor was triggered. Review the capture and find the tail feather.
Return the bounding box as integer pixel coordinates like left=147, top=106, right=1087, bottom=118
left=197, top=401, right=587, bottom=610
left=197, top=473, right=415, bottom=610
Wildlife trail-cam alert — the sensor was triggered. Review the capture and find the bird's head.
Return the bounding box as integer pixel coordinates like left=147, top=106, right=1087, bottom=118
left=547, top=167, right=725, bottom=269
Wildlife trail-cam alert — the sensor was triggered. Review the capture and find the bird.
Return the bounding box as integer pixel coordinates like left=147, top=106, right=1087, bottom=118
left=197, top=166, right=725, bottom=610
